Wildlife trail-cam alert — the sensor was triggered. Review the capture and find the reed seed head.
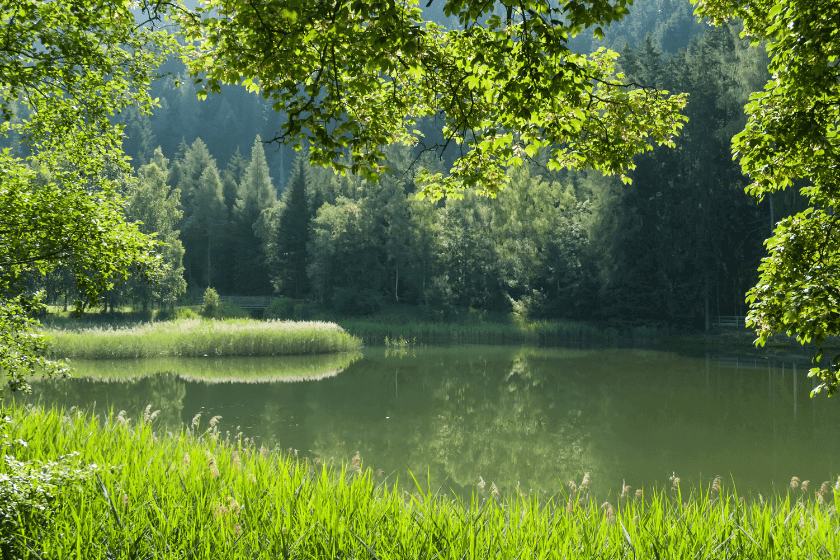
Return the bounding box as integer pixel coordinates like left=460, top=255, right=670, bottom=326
left=790, top=476, right=801, bottom=490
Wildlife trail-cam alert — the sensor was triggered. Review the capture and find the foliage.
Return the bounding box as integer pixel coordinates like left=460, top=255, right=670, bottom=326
left=693, top=0, right=840, bottom=394
left=0, top=450, right=99, bottom=558
left=181, top=0, right=688, bottom=198
left=0, top=0, right=175, bottom=394
left=4, top=404, right=840, bottom=559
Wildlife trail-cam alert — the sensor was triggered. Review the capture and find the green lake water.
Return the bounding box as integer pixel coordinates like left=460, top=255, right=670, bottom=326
left=18, top=345, right=840, bottom=499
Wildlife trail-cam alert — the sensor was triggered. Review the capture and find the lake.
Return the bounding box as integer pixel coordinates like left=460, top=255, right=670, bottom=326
left=19, top=345, right=840, bottom=499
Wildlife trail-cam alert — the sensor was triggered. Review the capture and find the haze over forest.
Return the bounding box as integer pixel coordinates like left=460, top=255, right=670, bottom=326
left=4, top=0, right=782, bottom=329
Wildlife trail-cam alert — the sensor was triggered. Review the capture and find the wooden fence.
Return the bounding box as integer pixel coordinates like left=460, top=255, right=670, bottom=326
left=712, top=315, right=746, bottom=328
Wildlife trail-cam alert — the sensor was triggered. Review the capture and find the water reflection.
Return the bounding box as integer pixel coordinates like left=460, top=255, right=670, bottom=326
left=17, top=346, right=840, bottom=498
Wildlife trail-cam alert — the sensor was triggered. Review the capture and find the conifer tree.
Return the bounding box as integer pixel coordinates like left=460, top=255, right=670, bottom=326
left=232, top=136, right=276, bottom=295
left=193, top=165, right=227, bottom=288
left=272, top=155, right=311, bottom=298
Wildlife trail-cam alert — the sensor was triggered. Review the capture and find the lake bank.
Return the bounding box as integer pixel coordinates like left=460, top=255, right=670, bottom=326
left=2, top=403, right=838, bottom=559
left=44, top=318, right=362, bottom=359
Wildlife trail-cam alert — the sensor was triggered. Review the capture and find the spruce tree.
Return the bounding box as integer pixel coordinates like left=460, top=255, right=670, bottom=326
left=232, top=136, right=276, bottom=295
left=272, top=154, right=311, bottom=298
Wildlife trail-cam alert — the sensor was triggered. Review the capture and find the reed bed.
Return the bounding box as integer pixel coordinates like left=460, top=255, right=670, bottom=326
left=44, top=319, right=362, bottom=359
left=342, top=318, right=663, bottom=347
left=2, top=404, right=839, bottom=559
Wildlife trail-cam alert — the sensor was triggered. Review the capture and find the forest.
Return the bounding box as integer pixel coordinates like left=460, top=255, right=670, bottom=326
left=2, top=0, right=785, bottom=330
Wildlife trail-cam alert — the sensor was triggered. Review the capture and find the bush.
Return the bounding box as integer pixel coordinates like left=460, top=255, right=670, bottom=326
left=332, top=286, right=382, bottom=316
left=200, top=287, right=221, bottom=318
left=263, top=297, right=295, bottom=320
left=155, top=307, right=199, bottom=322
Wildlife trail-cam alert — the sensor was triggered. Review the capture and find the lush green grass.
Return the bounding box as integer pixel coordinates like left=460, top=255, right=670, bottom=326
left=64, top=353, right=362, bottom=383
left=2, top=404, right=839, bottom=559
left=44, top=318, right=362, bottom=359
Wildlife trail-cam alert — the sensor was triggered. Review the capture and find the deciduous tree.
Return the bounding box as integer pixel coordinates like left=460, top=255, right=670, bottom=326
left=181, top=0, right=688, bottom=198
left=694, top=0, right=840, bottom=394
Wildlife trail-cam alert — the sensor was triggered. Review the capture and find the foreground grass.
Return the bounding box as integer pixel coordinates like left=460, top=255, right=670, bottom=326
left=44, top=318, right=362, bottom=359
left=2, top=405, right=839, bottom=559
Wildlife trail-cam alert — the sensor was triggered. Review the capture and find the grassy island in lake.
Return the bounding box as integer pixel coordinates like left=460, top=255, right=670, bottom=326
left=44, top=318, right=362, bottom=359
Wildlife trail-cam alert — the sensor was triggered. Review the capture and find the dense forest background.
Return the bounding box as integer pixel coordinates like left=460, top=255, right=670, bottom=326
left=11, top=0, right=800, bottom=329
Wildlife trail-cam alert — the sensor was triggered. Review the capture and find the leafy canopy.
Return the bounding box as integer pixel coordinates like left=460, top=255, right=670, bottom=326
left=0, top=0, right=175, bottom=394
left=180, top=0, right=688, bottom=199
left=694, top=0, right=840, bottom=395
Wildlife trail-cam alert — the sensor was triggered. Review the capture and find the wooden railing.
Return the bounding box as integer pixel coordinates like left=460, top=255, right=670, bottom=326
left=195, top=295, right=275, bottom=310
left=712, top=315, right=746, bottom=328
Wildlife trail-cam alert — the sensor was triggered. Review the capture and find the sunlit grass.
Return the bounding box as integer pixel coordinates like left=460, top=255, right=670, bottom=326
left=3, top=404, right=839, bottom=559
left=44, top=318, right=362, bottom=359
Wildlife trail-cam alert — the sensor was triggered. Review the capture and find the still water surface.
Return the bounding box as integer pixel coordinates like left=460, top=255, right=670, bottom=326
left=22, top=345, right=840, bottom=498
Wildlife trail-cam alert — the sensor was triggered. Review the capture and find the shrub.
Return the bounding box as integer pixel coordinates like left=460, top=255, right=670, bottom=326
left=200, top=287, right=221, bottom=318
left=263, top=297, right=295, bottom=320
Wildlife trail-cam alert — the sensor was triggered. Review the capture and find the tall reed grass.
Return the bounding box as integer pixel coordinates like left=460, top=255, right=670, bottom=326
left=2, top=404, right=839, bottom=559
left=44, top=319, right=362, bottom=359
left=342, top=318, right=663, bottom=347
